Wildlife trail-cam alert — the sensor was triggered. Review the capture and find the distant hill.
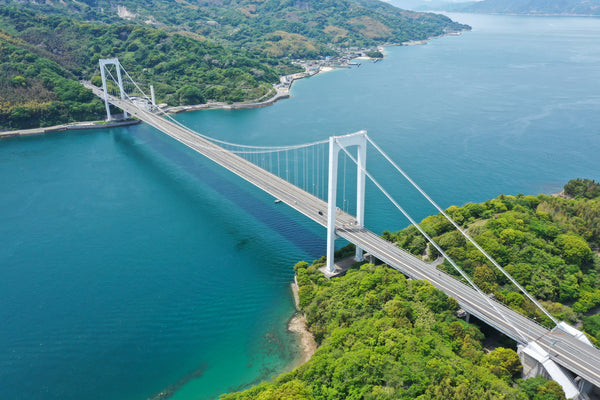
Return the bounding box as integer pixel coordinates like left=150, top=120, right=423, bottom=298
left=456, top=0, right=600, bottom=15
left=0, top=6, right=282, bottom=129
left=385, top=0, right=600, bottom=15
left=0, top=0, right=470, bottom=58
left=0, top=0, right=470, bottom=130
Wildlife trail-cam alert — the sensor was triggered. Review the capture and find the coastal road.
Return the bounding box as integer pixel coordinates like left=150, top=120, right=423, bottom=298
left=86, top=83, right=600, bottom=390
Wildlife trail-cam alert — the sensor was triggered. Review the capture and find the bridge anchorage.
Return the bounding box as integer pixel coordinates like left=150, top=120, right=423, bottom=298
left=85, top=58, right=600, bottom=399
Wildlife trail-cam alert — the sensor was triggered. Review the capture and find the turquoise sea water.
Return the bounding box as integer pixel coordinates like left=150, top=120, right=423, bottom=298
left=1, top=13, right=600, bottom=400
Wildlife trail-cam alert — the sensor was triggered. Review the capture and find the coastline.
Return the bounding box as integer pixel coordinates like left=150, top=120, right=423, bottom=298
left=0, top=119, right=140, bottom=138
left=155, top=31, right=466, bottom=116
left=164, top=85, right=292, bottom=114
left=2, top=30, right=468, bottom=136
left=288, top=275, right=318, bottom=368
left=162, top=58, right=349, bottom=115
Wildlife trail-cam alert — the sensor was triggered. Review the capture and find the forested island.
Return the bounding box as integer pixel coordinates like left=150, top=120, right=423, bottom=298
left=0, top=1, right=468, bottom=130
left=220, top=179, right=600, bottom=399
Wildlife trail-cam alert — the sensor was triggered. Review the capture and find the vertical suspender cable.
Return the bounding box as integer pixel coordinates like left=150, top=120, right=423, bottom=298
left=304, top=147, right=308, bottom=192
left=312, top=146, right=318, bottom=197
left=316, top=145, right=320, bottom=198
left=322, top=144, right=326, bottom=200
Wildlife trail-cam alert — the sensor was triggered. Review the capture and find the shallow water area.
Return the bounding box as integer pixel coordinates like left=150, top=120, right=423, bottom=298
left=0, top=126, right=321, bottom=400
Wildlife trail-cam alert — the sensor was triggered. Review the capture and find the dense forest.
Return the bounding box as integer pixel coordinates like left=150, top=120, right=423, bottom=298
left=0, top=28, right=105, bottom=129
left=0, top=0, right=469, bottom=56
left=220, top=179, right=600, bottom=399
left=0, top=7, right=283, bottom=129
left=383, top=179, right=600, bottom=343
left=221, top=260, right=565, bottom=399
left=0, top=1, right=468, bottom=130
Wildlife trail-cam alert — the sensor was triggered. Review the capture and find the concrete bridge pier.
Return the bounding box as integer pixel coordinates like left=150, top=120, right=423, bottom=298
left=456, top=309, right=471, bottom=323
left=518, top=342, right=588, bottom=399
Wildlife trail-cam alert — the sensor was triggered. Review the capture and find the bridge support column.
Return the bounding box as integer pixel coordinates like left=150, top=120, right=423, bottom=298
left=99, top=58, right=127, bottom=121
left=326, top=131, right=367, bottom=274
left=518, top=342, right=582, bottom=399
left=355, top=135, right=366, bottom=262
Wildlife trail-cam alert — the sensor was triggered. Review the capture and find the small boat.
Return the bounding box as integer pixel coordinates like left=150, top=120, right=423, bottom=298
left=274, top=199, right=282, bottom=203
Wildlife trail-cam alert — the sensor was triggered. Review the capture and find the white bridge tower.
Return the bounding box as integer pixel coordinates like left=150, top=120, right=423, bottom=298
left=326, top=130, right=367, bottom=274
left=99, top=58, right=127, bottom=121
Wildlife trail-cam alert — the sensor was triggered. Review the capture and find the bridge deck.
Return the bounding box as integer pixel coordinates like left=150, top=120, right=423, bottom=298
left=87, top=83, right=600, bottom=389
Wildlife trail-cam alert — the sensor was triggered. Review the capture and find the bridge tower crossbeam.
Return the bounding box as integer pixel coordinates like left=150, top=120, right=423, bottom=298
left=326, top=131, right=367, bottom=274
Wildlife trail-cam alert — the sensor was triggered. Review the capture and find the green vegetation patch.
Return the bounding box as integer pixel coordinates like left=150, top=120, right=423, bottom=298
left=220, top=260, right=565, bottom=399
left=0, top=0, right=470, bottom=58
left=0, top=6, right=288, bottom=129
left=0, top=33, right=105, bottom=129
left=385, top=179, right=600, bottom=342
left=563, top=178, right=600, bottom=200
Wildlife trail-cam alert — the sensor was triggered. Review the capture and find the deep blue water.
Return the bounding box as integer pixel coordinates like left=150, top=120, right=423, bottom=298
left=1, top=13, right=600, bottom=400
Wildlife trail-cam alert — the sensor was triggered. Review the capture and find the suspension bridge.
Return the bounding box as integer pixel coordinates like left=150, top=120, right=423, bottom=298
left=84, top=59, right=600, bottom=399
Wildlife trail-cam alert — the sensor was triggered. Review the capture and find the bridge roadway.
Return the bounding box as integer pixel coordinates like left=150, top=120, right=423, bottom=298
left=88, top=84, right=600, bottom=389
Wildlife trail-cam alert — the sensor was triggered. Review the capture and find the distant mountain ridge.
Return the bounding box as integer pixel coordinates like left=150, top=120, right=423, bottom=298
left=383, top=0, right=476, bottom=12
left=459, top=0, right=600, bottom=15
left=386, top=0, right=600, bottom=15
left=0, top=0, right=469, bottom=57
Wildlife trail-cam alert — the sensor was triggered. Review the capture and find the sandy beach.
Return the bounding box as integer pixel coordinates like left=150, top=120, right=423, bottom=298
left=288, top=277, right=318, bottom=367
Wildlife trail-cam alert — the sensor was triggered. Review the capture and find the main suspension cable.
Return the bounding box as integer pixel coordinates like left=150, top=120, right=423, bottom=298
left=107, top=63, right=329, bottom=154
left=366, top=136, right=558, bottom=326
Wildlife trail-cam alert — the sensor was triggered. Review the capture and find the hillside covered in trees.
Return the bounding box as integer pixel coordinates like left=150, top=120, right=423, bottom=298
left=221, top=260, right=565, bottom=399
left=0, top=0, right=469, bottom=57
left=0, top=1, right=468, bottom=130
left=385, top=178, right=600, bottom=343
left=220, top=179, right=600, bottom=399
left=0, top=6, right=283, bottom=129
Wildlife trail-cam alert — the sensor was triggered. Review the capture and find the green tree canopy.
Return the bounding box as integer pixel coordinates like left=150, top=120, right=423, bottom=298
left=221, top=261, right=565, bottom=400
left=383, top=187, right=600, bottom=342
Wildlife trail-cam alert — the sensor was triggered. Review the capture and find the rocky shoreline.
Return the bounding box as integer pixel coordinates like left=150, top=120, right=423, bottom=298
left=288, top=276, right=318, bottom=367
